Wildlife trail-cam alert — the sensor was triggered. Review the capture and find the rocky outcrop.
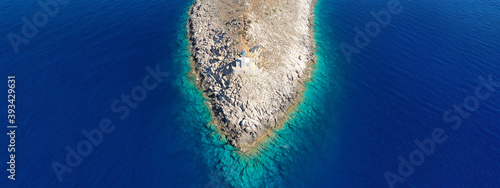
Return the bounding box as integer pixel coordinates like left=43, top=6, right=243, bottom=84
left=188, top=0, right=316, bottom=152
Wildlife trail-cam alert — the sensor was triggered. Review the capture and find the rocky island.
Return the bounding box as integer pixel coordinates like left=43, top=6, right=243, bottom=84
left=188, top=0, right=316, bottom=152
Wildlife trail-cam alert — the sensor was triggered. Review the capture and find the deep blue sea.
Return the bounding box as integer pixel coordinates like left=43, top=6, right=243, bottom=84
left=1, top=0, right=499, bottom=187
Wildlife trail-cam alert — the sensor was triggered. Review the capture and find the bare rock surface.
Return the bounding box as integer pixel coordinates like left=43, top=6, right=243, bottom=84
left=188, top=0, right=316, bottom=151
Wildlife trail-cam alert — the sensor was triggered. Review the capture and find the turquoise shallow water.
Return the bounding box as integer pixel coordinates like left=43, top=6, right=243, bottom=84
left=1, top=0, right=497, bottom=187
left=173, top=0, right=343, bottom=186
left=172, top=0, right=500, bottom=187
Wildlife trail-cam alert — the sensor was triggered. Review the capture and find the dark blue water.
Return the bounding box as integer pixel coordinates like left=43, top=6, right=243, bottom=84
left=1, top=0, right=207, bottom=187
left=316, top=0, right=500, bottom=187
left=0, top=0, right=498, bottom=187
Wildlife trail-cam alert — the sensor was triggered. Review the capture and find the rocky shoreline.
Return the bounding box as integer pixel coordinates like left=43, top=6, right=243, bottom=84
left=188, top=0, right=316, bottom=152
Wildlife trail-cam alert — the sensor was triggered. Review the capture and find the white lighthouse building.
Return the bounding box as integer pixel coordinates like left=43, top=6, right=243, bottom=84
left=233, top=52, right=257, bottom=74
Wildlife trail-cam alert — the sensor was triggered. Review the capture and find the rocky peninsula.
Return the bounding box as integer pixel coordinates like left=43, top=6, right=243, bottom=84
left=188, top=0, right=316, bottom=152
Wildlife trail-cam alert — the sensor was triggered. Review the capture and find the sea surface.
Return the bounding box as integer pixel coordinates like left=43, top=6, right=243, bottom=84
left=0, top=0, right=499, bottom=187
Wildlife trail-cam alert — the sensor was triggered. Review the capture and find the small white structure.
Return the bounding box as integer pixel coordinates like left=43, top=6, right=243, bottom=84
left=236, top=57, right=253, bottom=69
left=232, top=53, right=257, bottom=74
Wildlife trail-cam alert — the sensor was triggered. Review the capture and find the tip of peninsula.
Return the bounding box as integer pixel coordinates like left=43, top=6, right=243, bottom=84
left=188, top=0, right=317, bottom=152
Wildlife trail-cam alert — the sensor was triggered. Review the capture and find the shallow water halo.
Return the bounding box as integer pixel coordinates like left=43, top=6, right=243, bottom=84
left=172, top=0, right=346, bottom=186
